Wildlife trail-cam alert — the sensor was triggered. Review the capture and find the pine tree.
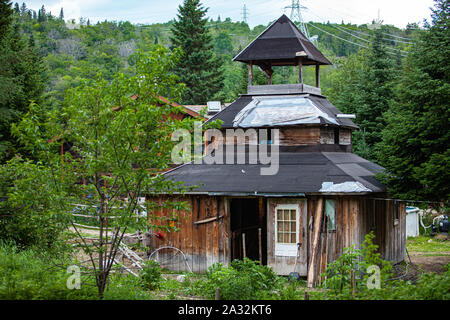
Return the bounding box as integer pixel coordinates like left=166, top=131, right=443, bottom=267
left=0, top=0, right=12, bottom=41
left=327, top=30, right=396, bottom=162
left=0, top=11, right=46, bottom=162
left=353, top=30, right=396, bottom=161
left=170, top=0, right=224, bottom=104
left=377, top=0, right=450, bottom=201
left=59, top=7, right=64, bottom=20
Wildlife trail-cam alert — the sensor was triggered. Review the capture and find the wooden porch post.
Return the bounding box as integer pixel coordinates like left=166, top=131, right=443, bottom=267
left=307, top=197, right=324, bottom=287
left=248, top=62, right=253, bottom=86
left=315, top=64, right=320, bottom=88
left=298, top=60, right=303, bottom=84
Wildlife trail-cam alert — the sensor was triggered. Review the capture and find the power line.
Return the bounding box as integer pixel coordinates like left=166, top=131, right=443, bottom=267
left=332, top=24, right=370, bottom=43
left=307, top=22, right=407, bottom=57
left=307, top=22, right=369, bottom=49
left=337, top=24, right=413, bottom=44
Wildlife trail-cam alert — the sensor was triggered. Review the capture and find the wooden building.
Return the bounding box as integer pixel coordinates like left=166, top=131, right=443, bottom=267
left=151, top=15, right=406, bottom=286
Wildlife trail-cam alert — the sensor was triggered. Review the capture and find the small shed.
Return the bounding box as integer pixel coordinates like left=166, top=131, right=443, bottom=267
left=406, top=206, right=420, bottom=237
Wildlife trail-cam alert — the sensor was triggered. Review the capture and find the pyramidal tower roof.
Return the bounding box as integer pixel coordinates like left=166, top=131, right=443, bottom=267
left=233, top=14, right=331, bottom=66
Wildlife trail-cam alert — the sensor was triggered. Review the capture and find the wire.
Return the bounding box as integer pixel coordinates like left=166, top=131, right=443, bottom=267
left=331, top=24, right=370, bottom=43
left=307, top=22, right=407, bottom=57
left=307, top=22, right=369, bottom=49
left=337, top=24, right=413, bottom=44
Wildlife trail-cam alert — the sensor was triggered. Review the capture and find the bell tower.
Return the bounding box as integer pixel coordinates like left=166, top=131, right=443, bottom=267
left=233, top=14, right=331, bottom=95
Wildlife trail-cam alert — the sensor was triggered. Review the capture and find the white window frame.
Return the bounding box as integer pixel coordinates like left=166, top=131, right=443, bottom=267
left=275, top=204, right=300, bottom=257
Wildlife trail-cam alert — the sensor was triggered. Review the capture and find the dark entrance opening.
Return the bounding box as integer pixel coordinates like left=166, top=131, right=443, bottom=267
left=230, top=198, right=267, bottom=264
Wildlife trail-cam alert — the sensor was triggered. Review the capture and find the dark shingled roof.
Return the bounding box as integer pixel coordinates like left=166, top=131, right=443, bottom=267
left=163, top=149, right=385, bottom=195
left=233, top=15, right=332, bottom=66
left=206, top=94, right=359, bottom=130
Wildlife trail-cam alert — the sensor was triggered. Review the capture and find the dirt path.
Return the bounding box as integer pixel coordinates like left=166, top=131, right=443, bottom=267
left=408, top=253, right=450, bottom=274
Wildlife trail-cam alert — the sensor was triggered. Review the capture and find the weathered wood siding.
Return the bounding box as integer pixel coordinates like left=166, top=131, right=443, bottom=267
left=149, top=195, right=230, bottom=273
left=305, top=196, right=406, bottom=285
left=339, top=129, right=352, bottom=145
left=149, top=195, right=405, bottom=280
left=279, top=127, right=320, bottom=146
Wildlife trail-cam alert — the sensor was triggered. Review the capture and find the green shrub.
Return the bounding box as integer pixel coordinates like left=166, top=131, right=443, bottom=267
left=201, top=258, right=280, bottom=300
left=0, top=159, right=71, bottom=250
left=139, top=260, right=163, bottom=290
left=0, top=243, right=97, bottom=300
left=321, top=231, right=392, bottom=293
left=103, top=274, right=154, bottom=300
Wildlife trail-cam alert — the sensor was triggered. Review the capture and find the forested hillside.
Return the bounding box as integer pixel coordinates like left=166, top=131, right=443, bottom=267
left=2, top=1, right=447, bottom=201
left=10, top=2, right=419, bottom=105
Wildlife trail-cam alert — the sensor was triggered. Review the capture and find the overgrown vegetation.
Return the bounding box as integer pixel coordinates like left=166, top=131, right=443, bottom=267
left=200, top=258, right=280, bottom=300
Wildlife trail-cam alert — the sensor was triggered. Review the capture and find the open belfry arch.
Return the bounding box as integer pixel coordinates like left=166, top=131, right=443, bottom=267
left=151, top=15, right=406, bottom=287
left=233, top=14, right=330, bottom=88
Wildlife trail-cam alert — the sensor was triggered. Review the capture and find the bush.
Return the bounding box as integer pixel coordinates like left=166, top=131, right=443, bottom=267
left=103, top=274, right=154, bottom=300
left=139, top=260, right=163, bottom=290
left=0, top=159, right=71, bottom=250
left=0, top=243, right=97, bottom=300
left=201, top=258, right=280, bottom=300
left=321, top=231, right=392, bottom=293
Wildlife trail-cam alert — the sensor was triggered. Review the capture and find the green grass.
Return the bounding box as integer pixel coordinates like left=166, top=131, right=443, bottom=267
left=406, top=236, right=450, bottom=253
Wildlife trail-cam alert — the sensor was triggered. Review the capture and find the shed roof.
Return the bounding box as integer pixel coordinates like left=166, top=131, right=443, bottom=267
left=163, top=149, right=385, bottom=195
left=233, top=15, right=332, bottom=66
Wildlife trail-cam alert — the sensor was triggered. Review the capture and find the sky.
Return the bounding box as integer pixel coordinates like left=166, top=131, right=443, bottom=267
left=21, top=0, right=436, bottom=29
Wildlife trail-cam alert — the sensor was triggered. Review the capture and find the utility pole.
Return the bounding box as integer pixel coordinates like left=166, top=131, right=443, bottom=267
left=241, top=3, right=249, bottom=24
left=285, top=0, right=310, bottom=39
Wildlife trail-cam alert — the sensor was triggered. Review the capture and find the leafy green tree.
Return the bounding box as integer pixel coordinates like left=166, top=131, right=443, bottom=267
left=377, top=0, right=450, bottom=201
left=170, top=0, right=224, bottom=104
left=11, top=47, right=194, bottom=298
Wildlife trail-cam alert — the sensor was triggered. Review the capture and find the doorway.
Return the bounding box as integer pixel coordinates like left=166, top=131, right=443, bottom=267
left=230, top=198, right=267, bottom=264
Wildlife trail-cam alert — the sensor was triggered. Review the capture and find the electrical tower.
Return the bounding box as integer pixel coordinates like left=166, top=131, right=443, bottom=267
left=285, top=0, right=310, bottom=39
left=241, top=3, right=249, bottom=24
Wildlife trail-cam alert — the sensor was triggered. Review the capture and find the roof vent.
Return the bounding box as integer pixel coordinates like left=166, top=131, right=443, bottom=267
left=207, top=101, right=221, bottom=114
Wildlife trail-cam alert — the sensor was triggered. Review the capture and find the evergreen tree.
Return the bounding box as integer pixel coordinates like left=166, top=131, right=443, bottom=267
left=377, top=0, right=450, bottom=201
left=37, top=5, right=46, bottom=23
left=0, top=9, right=46, bottom=162
left=327, top=30, right=396, bottom=161
left=0, top=0, right=12, bottom=41
left=170, top=0, right=224, bottom=104
left=353, top=30, right=396, bottom=161
left=59, top=7, right=64, bottom=20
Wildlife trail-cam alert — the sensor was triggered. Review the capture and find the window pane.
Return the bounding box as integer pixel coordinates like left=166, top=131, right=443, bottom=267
left=277, top=221, right=283, bottom=232
left=290, top=222, right=296, bottom=233
left=291, top=233, right=296, bottom=243
left=325, top=200, right=336, bottom=231
left=277, top=210, right=282, bottom=220
left=284, top=210, right=290, bottom=220
left=277, top=233, right=283, bottom=242
left=284, top=233, right=290, bottom=243
left=290, top=210, right=296, bottom=220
